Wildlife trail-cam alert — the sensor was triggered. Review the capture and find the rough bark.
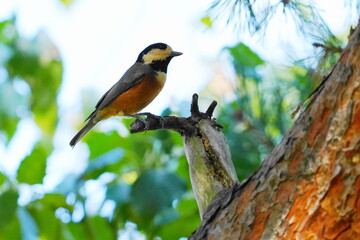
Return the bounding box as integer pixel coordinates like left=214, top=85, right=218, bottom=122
left=190, top=21, right=360, bottom=239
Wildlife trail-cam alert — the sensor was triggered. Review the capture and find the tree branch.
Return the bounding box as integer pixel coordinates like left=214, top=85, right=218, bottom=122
left=130, top=94, right=236, bottom=217
left=129, top=94, right=222, bottom=136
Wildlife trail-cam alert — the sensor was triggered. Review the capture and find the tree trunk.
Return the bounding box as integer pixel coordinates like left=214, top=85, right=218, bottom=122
left=190, top=21, right=360, bottom=239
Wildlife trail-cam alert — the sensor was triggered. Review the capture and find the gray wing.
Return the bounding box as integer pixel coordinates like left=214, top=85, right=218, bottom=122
left=95, top=63, right=153, bottom=111
left=84, top=63, right=153, bottom=121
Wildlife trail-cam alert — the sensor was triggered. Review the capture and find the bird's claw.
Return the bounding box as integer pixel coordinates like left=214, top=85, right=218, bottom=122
left=136, top=112, right=165, bottom=129
left=126, top=113, right=149, bottom=130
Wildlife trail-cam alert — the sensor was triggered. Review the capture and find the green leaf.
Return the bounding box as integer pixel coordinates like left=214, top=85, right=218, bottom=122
left=85, top=131, right=123, bottom=159
left=38, top=193, right=68, bottom=208
left=0, top=188, right=19, bottom=229
left=130, top=169, right=186, bottom=220
left=82, top=216, right=113, bottom=240
left=85, top=129, right=159, bottom=172
left=62, top=221, right=87, bottom=240
left=33, top=103, right=58, bottom=135
left=227, top=42, right=264, bottom=67
left=227, top=42, right=264, bottom=79
left=0, top=214, right=21, bottom=240
left=5, top=32, right=62, bottom=136
left=201, top=16, right=213, bottom=27
left=176, top=154, right=192, bottom=187
left=17, top=141, right=52, bottom=184
left=0, top=18, right=18, bottom=45
left=31, top=58, right=62, bottom=135
left=0, top=171, right=6, bottom=186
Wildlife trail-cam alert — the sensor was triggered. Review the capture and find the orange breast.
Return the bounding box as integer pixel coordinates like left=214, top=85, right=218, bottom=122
left=98, top=74, right=165, bottom=119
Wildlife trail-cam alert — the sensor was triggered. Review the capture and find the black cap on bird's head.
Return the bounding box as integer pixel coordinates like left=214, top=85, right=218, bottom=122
left=141, top=43, right=168, bottom=55
left=136, top=43, right=182, bottom=68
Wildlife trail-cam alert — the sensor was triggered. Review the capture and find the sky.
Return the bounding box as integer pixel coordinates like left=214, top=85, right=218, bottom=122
left=0, top=0, right=358, bottom=196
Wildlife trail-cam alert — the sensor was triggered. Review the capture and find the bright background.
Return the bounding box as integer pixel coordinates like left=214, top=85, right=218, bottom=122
left=1, top=0, right=355, bottom=180
left=0, top=0, right=358, bottom=239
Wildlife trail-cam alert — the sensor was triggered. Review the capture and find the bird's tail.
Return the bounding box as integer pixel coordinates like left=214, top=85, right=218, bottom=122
left=70, top=118, right=98, bottom=147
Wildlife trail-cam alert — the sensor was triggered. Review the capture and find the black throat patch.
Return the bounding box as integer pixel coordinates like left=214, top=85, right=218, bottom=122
left=149, top=57, right=173, bottom=73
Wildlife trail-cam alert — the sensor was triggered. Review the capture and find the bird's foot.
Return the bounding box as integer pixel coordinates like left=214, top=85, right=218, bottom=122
left=125, top=113, right=150, bottom=130
left=136, top=112, right=165, bottom=129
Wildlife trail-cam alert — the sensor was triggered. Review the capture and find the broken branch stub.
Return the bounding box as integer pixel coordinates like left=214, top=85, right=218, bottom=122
left=130, top=94, right=238, bottom=217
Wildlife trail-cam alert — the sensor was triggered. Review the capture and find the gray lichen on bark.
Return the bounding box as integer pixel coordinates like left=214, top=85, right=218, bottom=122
left=183, top=119, right=238, bottom=217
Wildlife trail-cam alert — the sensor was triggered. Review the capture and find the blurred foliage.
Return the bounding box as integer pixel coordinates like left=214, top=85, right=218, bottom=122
left=207, top=0, right=358, bottom=39
left=0, top=16, right=199, bottom=238
left=0, top=18, right=61, bottom=143
left=0, top=2, right=351, bottom=239
left=310, top=35, right=346, bottom=76
left=214, top=42, right=323, bottom=180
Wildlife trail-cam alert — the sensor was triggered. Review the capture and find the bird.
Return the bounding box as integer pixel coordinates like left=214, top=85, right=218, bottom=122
left=69, top=43, right=182, bottom=147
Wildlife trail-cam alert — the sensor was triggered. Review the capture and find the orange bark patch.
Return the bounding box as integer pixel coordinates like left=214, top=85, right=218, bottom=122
left=235, top=182, right=256, bottom=217
left=346, top=191, right=357, bottom=212
left=352, top=221, right=360, bottom=234
left=344, top=149, right=359, bottom=160
left=320, top=174, right=344, bottom=216
left=246, top=207, right=271, bottom=240
left=288, top=152, right=303, bottom=176
left=283, top=179, right=318, bottom=238
left=284, top=172, right=360, bottom=239
left=324, top=217, right=349, bottom=239
left=212, top=182, right=256, bottom=237
left=208, top=234, right=216, bottom=240
left=303, top=231, right=321, bottom=240
left=308, top=108, right=331, bottom=147
left=349, top=44, right=360, bottom=66
left=306, top=209, right=326, bottom=237
left=336, top=228, right=360, bottom=240
left=339, top=49, right=350, bottom=63
left=351, top=176, right=360, bottom=234
left=275, top=181, right=296, bottom=203
left=357, top=176, right=360, bottom=209
left=254, top=191, right=268, bottom=208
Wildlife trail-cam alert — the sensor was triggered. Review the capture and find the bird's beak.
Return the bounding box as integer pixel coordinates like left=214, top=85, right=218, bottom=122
left=171, top=51, right=183, bottom=57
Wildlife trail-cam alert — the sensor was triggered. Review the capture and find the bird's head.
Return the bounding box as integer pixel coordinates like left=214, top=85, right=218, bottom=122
left=136, top=43, right=182, bottom=66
